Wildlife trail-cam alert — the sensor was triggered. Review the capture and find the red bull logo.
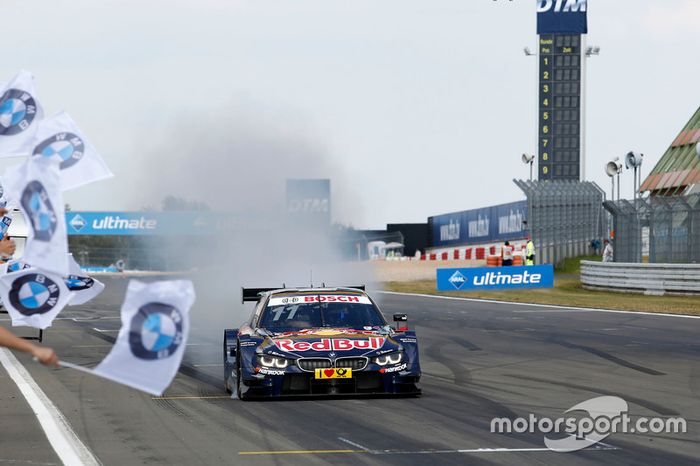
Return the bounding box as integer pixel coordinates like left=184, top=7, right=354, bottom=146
left=275, top=337, right=386, bottom=352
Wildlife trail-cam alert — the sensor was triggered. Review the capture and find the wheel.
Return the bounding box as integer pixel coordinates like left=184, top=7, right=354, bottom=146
left=223, top=335, right=233, bottom=394
left=235, top=343, right=248, bottom=400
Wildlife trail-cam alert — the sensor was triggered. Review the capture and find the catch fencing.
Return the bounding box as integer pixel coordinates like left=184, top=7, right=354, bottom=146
left=604, top=194, right=700, bottom=263
left=514, top=180, right=606, bottom=265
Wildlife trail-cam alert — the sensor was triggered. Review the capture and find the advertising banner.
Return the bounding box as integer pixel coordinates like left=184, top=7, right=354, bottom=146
left=429, top=201, right=527, bottom=248
left=64, top=211, right=273, bottom=236
left=537, top=0, right=588, bottom=34
left=437, top=265, right=554, bottom=292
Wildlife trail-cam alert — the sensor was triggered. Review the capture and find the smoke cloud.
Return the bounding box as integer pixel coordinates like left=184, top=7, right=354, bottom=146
left=133, top=101, right=375, bottom=334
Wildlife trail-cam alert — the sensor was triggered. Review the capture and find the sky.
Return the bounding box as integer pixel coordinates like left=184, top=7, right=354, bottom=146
left=2, top=0, right=699, bottom=229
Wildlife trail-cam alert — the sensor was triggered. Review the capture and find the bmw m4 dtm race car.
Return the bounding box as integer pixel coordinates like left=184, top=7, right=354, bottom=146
left=223, top=286, right=421, bottom=399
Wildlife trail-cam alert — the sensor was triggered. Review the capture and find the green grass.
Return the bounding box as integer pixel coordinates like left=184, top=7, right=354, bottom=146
left=554, top=254, right=600, bottom=274
left=384, top=255, right=700, bottom=316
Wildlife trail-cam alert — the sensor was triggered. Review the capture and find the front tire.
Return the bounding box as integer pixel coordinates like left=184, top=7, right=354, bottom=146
left=236, top=344, right=248, bottom=401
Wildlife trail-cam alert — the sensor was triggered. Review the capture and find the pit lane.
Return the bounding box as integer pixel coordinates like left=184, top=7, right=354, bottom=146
left=0, top=275, right=698, bottom=465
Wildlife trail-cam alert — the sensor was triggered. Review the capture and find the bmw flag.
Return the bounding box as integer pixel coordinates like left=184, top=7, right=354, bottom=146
left=2, top=157, right=69, bottom=275
left=0, top=71, right=44, bottom=158
left=92, top=280, right=195, bottom=396
left=31, top=112, right=113, bottom=191
left=0, top=267, right=74, bottom=329
left=65, top=254, right=104, bottom=305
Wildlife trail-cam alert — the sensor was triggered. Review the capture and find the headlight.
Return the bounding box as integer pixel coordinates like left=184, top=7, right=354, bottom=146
left=373, top=352, right=403, bottom=366
left=258, top=355, right=289, bottom=368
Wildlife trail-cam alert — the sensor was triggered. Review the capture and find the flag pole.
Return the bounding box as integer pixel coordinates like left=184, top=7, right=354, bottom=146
left=58, top=360, right=96, bottom=376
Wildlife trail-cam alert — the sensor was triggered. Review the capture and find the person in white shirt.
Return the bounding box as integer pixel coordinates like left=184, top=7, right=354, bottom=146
left=502, top=241, right=514, bottom=266
left=602, top=239, right=614, bottom=263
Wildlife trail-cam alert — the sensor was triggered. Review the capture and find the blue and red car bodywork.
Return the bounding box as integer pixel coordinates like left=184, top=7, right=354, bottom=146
left=223, top=287, right=421, bottom=399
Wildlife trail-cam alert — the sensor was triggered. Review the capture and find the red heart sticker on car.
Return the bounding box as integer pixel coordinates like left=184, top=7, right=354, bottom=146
left=324, top=369, right=335, bottom=377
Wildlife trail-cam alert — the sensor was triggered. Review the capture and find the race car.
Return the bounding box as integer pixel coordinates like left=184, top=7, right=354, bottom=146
left=223, top=286, right=421, bottom=399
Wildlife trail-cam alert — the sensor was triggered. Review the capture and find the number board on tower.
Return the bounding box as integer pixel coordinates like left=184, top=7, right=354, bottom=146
left=538, top=34, right=582, bottom=181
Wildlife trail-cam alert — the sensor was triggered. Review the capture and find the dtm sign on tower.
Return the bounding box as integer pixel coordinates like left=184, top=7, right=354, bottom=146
left=537, top=0, right=587, bottom=35
left=536, top=0, right=588, bottom=181
left=286, top=179, right=331, bottom=226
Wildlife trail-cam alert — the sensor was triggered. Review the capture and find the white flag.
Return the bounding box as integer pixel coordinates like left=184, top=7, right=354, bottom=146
left=0, top=268, right=74, bottom=329
left=31, top=112, right=113, bottom=191
left=0, top=71, right=44, bottom=157
left=93, top=280, right=195, bottom=396
left=2, top=255, right=103, bottom=305
left=68, top=253, right=82, bottom=275
left=5, top=259, right=30, bottom=274
left=2, top=157, right=69, bottom=275
left=65, top=254, right=104, bottom=305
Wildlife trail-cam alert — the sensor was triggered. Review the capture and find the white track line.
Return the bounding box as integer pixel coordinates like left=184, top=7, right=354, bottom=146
left=376, top=291, right=700, bottom=320
left=0, top=348, right=100, bottom=466
left=336, top=436, right=617, bottom=455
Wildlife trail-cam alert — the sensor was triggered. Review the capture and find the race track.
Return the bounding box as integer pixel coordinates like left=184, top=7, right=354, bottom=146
left=1, top=276, right=698, bottom=465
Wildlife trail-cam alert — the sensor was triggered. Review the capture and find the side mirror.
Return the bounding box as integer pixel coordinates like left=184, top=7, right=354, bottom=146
left=393, top=313, right=408, bottom=331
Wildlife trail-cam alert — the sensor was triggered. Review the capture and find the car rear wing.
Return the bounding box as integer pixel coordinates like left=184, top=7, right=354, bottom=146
left=241, top=287, right=279, bottom=303
left=241, top=285, right=366, bottom=304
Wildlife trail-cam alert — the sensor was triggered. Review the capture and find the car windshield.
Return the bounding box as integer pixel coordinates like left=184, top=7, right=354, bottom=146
left=258, top=295, right=386, bottom=332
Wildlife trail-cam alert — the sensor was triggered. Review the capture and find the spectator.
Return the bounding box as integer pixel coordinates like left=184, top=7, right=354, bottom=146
left=502, top=241, right=513, bottom=266
left=525, top=236, right=536, bottom=266
left=602, top=239, right=614, bottom=262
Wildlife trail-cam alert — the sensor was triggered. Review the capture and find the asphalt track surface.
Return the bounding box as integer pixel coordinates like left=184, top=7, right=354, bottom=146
left=1, top=276, right=699, bottom=465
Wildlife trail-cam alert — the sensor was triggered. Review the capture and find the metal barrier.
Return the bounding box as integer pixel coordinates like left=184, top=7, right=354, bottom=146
left=514, top=180, right=606, bottom=265
left=604, top=194, right=700, bottom=263
left=580, top=260, right=700, bottom=295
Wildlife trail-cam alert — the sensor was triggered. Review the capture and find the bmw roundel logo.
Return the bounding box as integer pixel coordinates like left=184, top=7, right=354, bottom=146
left=0, top=89, right=37, bottom=135
left=8, top=273, right=61, bottom=316
left=33, top=132, right=84, bottom=169
left=7, top=261, right=30, bottom=273
left=65, top=275, right=94, bottom=291
left=129, top=302, right=184, bottom=360
left=20, top=180, right=57, bottom=242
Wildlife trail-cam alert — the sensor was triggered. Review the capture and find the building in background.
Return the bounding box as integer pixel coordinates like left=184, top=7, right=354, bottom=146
left=386, top=223, right=428, bottom=257
left=640, top=106, right=700, bottom=197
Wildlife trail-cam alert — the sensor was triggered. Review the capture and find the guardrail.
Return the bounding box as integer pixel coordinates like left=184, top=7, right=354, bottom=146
left=580, top=260, right=700, bottom=295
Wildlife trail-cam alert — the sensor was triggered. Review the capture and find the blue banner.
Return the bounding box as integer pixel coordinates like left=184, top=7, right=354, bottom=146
left=429, top=201, right=527, bottom=248
left=437, top=265, right=554, bottom=292
left=537, top=0, right=588, bottom=34
left=64, top=212, right=273, bottom=236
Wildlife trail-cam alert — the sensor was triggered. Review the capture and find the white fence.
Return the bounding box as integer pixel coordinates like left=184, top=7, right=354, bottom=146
left=580, top=260, right=700, bottom=296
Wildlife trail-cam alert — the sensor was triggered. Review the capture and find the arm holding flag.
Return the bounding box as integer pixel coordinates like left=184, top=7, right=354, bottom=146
left=0, top=326, right=58, bottom=366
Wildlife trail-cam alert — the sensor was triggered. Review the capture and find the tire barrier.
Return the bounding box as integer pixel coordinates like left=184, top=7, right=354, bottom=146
left=486, top=255, right=502, bottom=267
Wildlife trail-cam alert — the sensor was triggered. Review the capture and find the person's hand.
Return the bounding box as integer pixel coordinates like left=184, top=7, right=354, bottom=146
left=0, top=237, right=15, bottom=256
left=31, top=346, right=59, bottom=368
left=0, top=208, right=6, bottom=217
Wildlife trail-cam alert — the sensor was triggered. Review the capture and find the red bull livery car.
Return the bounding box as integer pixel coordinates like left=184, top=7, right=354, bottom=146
left=223, top=286, right=421, bottom=399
